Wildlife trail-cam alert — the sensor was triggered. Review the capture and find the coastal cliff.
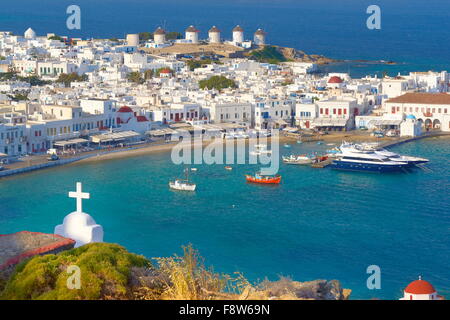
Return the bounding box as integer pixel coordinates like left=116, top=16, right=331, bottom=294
left=0, top=243, right=351, bottom=300
left=248, top=45, right=337, bottom=65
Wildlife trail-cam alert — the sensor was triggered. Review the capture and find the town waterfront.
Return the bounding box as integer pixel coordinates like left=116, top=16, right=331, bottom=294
left=1, top=137, right=449, bottom=299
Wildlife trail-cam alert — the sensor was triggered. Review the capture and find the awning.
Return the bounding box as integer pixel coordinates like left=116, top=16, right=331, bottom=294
left=311, top=118, right=348, bottom=127
left=169, top=123, right=195, bottom=131
left=193, top=124, right=222, bottom=131
left=53, top=138, right=89, bottom=147
left=146, top=128, right=177, bottom=136
left=90, top=131, right=140, bottom=143
left=369, top=120, right=402, bottom=126
left=212, top=123, right=247, bottom=130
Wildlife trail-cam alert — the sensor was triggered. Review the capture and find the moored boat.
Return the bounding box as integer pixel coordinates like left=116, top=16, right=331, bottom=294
left=245, top=173, right=281, bottom=184
left=330, top=144, right=409, bottom=173
left=169, top=168, right=196, bottom=191
left=282, top=154, right=313, bottom=165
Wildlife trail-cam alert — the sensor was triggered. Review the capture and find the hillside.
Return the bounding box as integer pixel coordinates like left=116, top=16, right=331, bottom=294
left=0, top=243, right=351, bottom=300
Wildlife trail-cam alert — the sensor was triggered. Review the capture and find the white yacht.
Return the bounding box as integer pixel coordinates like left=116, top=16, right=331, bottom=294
left=331, top=143, right=409, bottom=172
left=341, top=142, right=429, bottom=166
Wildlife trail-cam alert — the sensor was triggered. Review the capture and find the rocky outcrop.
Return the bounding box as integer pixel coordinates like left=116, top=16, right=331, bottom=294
left=238, top=278, right=351, bottom=300
left=276, top=46, right=337, bottom=64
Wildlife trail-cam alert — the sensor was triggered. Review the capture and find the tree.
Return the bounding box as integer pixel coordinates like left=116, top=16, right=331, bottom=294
left=8, top=93, right=28, bottom=101
left=166, top=32, right=182, bottom=40
left=56, top=73, right=88, bottom=87
left=127, top=71, right=144, bottom=84
left=144, top=69, right=154, bottom=80
left=199, top=76, right=236, bottom=90
left=139, top=32, right=153, bottom=41
left=48, top=35, right=63, bottom=41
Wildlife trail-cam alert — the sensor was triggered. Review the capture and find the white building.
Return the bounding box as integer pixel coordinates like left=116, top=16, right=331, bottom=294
left=254, top=29, right=266, bottom=45
left=0, top=122, right=27, bottom=157
left=232, top=25, right=244, bottom=44
left=208, top=26, right=221, bottom=44
left=311, top=97, right=360, bottom=131
left=154, top=27, right=166, bottom=45
left=185, top=26, right=199, bottom=44
left=400, top=114, right=422, bottom=137
left=126, top=34, right=139, bottom=47
left=24, top=27, right=36, bottom=39
left=385, top=92, right=450, bottom=131
left=382, top=78, right=410, bottom=98
left=208, top=102, right=252, bottom=125
left=254, top=98, right=293, bottom=130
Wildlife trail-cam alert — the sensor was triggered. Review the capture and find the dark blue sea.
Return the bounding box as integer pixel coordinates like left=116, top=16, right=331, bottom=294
left=1, top=138, right=449, bottom=299
left=2, top=0, right=450, bottom=77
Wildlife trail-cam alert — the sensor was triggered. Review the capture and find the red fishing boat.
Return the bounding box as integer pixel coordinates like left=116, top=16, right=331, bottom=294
left=245, top=173, right=281, bottom=184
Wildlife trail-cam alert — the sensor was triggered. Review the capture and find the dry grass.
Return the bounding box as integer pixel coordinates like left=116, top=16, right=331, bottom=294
left=134, top=244, right=250, bottom=300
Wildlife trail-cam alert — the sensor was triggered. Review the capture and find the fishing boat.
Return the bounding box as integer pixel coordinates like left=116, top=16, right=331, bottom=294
left=169, top=168, right=196, bottom=191
left=245, top=173, right=281, bottom=184
left=225, top=166, right=233, bottom=170
left=282, top=154, right=313, bottom=165
left=250, top=144, right=272, bottom=156
left=283, top=144, right=291, bottom=148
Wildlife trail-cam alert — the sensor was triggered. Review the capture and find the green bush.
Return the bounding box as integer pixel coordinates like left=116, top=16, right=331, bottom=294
left=199, top=75, right=236, bottom=90
left=0, top=243, right=151, bottom=300
left=249, top=46, right=287, bottom=64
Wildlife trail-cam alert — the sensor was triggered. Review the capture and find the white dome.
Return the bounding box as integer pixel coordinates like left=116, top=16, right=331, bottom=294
left=24, top=27, right=36, bottom=39
left=62, top=211, right=97, bottom=227
left=55, top=211, right=104, bottom=247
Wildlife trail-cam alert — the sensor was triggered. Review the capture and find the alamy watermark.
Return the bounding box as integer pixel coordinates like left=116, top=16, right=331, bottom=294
left=66, top=5, right=81, bottom=30
left=366, top=265, right=381, bottom=290
left=170, top=129, right=280, bottom=175
left=66, top=265, right=81, bottom=289
left=366, top=5, right=381, bottom=30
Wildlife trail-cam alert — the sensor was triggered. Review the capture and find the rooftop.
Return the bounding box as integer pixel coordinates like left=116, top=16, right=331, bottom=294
left=386, top=92, right=450, bottom=105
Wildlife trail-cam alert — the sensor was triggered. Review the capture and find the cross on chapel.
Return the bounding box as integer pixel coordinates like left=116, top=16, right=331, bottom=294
left=69, top=182, right=90, bottom=213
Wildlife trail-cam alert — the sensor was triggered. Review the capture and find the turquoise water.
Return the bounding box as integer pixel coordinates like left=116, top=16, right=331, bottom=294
left=0, top=137, right=449, bottom=299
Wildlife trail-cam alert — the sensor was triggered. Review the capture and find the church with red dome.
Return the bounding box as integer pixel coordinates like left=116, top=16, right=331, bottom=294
left=399, top=276, right=444, bottom=300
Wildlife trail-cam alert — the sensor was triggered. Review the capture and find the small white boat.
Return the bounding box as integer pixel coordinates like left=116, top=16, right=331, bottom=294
left=191, top=168, right=198, bottom=172
left=284, top=144, right=291, bottom=148
left=169, top=168, right=196, bottom=191
left=282, top=155, right=313, bottom=165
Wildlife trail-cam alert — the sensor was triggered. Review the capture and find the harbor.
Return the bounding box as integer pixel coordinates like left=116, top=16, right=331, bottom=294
left=1, top=135, right=449, bottom=299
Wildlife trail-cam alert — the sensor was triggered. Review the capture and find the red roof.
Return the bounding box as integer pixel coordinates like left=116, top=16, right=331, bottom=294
left=328, top=76, right=343, bottom=84
left=160, top=68, right=172, bottom=74
left=136, top=116, right=148, bottom=122
left=118, top=106, right=133, bottom=113
left=405, top=279, right=436, bottom=295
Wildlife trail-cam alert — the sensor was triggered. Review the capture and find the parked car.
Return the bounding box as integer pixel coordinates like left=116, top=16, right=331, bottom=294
left=47, top=154, right=59, bottom=161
